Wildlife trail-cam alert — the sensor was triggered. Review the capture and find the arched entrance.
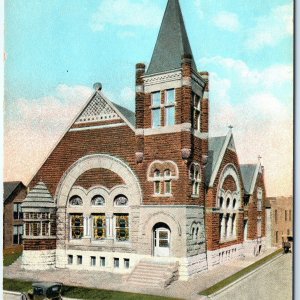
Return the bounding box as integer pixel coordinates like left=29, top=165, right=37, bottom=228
left=153, top=223, right=170, bottom=257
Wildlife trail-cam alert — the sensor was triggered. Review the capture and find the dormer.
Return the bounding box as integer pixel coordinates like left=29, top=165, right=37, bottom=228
left=135, top=0, right=208, bottom=139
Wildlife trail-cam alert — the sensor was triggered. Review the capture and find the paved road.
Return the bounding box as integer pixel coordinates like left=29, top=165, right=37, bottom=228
left=211, top=254, right=292, bottom=300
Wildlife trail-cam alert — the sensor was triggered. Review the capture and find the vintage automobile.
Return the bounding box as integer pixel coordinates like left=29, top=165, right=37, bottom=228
left=20, top=282, right=63, bottom=300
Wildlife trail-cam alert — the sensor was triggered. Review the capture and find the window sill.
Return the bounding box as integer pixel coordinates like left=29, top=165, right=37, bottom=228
left=22, top=236, right=56, bottom=240
left=220, top=237, right=237, bottom=244
left=191, top=194, right=200, bottom=198
left=152, top=194, right=173, bottom=198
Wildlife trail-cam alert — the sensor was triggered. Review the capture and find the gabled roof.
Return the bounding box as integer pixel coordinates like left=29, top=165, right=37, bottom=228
left=240, top=162, right=263, bottom=195
left=205, top=136, right=226, bottom=185
left=206, top=130, right=238, bottom=187
left=3, top=181, right=24, bottom=203
left=111, top=101, right=136, bottom=127
left=22, top=182, right=55, bottom=208
left=240, top=164, right=257, bottom=194
left=146, top=0, right=197, bottom=75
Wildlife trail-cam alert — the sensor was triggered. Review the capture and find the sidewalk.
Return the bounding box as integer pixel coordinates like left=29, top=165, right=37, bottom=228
left=3, top=248, right=279, bottom=300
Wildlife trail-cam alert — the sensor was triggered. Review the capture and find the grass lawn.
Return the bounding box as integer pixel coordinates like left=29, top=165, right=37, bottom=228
left=3, top=250, right=22, bottom=266
left=199, top=249, right=283, bottom=296
left=3, top=278, right=178, bottom=300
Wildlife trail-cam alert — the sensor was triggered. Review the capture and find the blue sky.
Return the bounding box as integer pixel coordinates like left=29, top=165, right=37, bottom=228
left=4, top=0, right=293, bottom=196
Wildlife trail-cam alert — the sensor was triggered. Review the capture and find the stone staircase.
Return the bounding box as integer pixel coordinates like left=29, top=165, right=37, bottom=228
left=126, top=260, right=179, bottom=289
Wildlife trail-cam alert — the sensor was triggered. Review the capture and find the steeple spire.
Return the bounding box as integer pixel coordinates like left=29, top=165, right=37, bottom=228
left=146, top=0, right=197, bottom=75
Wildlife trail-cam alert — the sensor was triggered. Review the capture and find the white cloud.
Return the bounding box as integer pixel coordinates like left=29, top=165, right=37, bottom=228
left=4, top=84, right=93, bottom=184
left=245, top=2, right=293, bottom=50
left=213, top=11, right=240, bottom=32
left=90, top=0, right=163, bottom=32
left=201, top=56, right=293, bottom=196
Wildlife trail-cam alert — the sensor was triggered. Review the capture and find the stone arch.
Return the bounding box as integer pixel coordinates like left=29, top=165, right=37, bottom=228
left=55, top=154, right=142, bottom=207
left=142, top=211, right=182, bottom=236
left=216, top=163, right=241, bottom=207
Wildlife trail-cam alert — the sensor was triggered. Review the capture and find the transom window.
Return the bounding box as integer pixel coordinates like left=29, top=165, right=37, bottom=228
left=151, top=89, right=176, bottom=128
left=190, top=163, right=201, bottom=196
left=69, top=195, right=83, bottom=206
left=92, top=195, right=105, bottom=206
left=192, top=93, right=201, bottom=131
left=114, top=195, right=128, bottom=206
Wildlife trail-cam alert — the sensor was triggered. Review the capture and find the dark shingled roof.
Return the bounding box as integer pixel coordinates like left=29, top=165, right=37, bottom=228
left=205, top=136, right=226, bottom=185
left=146, top=0, right=197, bottom=75
left=112, top=102, right=136, bottom=127
left=240, top=164, right=257, bottom=194
left=3, top=181, right=24, bottom=202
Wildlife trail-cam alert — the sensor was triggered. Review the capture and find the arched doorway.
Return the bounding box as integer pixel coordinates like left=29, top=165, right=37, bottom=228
left=153, top=223, right=170, bottom=257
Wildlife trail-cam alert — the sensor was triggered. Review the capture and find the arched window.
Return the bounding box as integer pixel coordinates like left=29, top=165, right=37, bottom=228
left=233, top=199, right=236, bottom=209
left=69, top=195, right=83, bottom=206
left=114, top=195, right=128, bottom=206
left=190, top=163, right=201, bottom=196
left=91, top=195, right=105, bottom=206
left=220, top=197, right=224, bottom=208
left=226, top=198, right=230, bottom=208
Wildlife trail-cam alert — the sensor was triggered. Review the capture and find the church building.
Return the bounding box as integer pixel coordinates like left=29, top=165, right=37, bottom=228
left=21, top=0, right=267, bottom=284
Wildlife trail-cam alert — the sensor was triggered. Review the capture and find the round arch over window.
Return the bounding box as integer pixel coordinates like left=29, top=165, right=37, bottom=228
left=69, top=195, right=83, bottom=206
left=91, top=195, right=105, bottom=206
left=114, top=195, right=128, bottom=206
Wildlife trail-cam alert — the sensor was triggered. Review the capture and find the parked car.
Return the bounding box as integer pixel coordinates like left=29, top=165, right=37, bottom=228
left=20, top=282, right=63, bottom=300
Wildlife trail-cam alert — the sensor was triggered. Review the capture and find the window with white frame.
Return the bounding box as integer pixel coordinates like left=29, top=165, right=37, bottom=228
left=70, top=214, right=84, bottom=239
left=152, top=91, right=161, bottom=128
left=153, top=169, right=174, bottom=195
left=192, top=93, right=201, bottom=131
left=190, top=163, right=201, bottom=196
left=154, top=170, right=161, bottom=195
left=165, top=89, right=175, bottom=126
left=24, top=212, right=52, bottom=237
left=93, top=214, right=106, bottom=240
left=164, top=169, right=172, bottom=194
left=115, top=214, right=129, bottom=241
left=257, top=188, right=262, bottom=211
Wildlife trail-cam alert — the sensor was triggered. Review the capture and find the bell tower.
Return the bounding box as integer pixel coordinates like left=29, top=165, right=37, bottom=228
left=135, top=0, right=209, bottom=167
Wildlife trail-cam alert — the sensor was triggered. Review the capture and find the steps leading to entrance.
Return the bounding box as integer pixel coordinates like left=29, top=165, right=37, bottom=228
left=126, top=260, right=179, bottom=288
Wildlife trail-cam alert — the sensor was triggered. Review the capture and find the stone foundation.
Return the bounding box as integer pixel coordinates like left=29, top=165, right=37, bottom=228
left=22, top=250, right=56, bottom=270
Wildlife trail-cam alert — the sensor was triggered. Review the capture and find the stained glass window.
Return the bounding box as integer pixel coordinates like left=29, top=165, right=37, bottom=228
left=93, top=215, right=106, bottom=239
left=115, top=214, right=129, bottom=241
left=92, top=195, right=105, bottom=206
left=69, top=196, right=83, bottom=206
left=71, top=214, right=84, bottom=239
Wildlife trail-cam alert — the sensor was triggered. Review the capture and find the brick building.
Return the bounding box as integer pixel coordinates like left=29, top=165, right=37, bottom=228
left=20, top=0, right=267, bottom=281
left=266, top=196, right=293, bottom=248
left=3, top=181, right=26, bottom=250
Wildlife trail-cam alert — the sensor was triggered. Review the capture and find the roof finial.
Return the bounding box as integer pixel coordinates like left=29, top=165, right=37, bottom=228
left=258, top=155, right=262, bottom=162
left=228, top=125, right=233, bottom=132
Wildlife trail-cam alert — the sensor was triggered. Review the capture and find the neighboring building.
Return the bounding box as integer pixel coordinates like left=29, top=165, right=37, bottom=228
left=19, top=0, right=268, bottom=281
left=267, top=196, right=293, bottom=247
left=3, top=181, right=26, bottom=250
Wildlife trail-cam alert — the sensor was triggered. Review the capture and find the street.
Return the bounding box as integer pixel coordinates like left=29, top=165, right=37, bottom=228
left=212, top=254, right=292, bottom=300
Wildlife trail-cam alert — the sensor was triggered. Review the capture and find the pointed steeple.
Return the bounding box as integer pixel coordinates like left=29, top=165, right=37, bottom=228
left=146, top=0, right=197, bottom=75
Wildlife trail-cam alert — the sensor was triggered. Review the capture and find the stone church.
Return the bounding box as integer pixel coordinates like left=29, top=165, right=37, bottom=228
left=21, top=0, right=267, bottom=284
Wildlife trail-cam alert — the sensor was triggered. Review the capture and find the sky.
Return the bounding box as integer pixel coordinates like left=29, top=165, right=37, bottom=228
left=4, top=0, right=293, bottom=197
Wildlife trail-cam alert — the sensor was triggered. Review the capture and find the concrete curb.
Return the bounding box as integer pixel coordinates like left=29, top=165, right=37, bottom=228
left=204, top=253, right=284, bottom=299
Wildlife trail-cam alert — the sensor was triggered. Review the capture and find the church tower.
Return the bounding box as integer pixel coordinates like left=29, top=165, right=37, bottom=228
left=135, top=0, right=209, bottom=206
